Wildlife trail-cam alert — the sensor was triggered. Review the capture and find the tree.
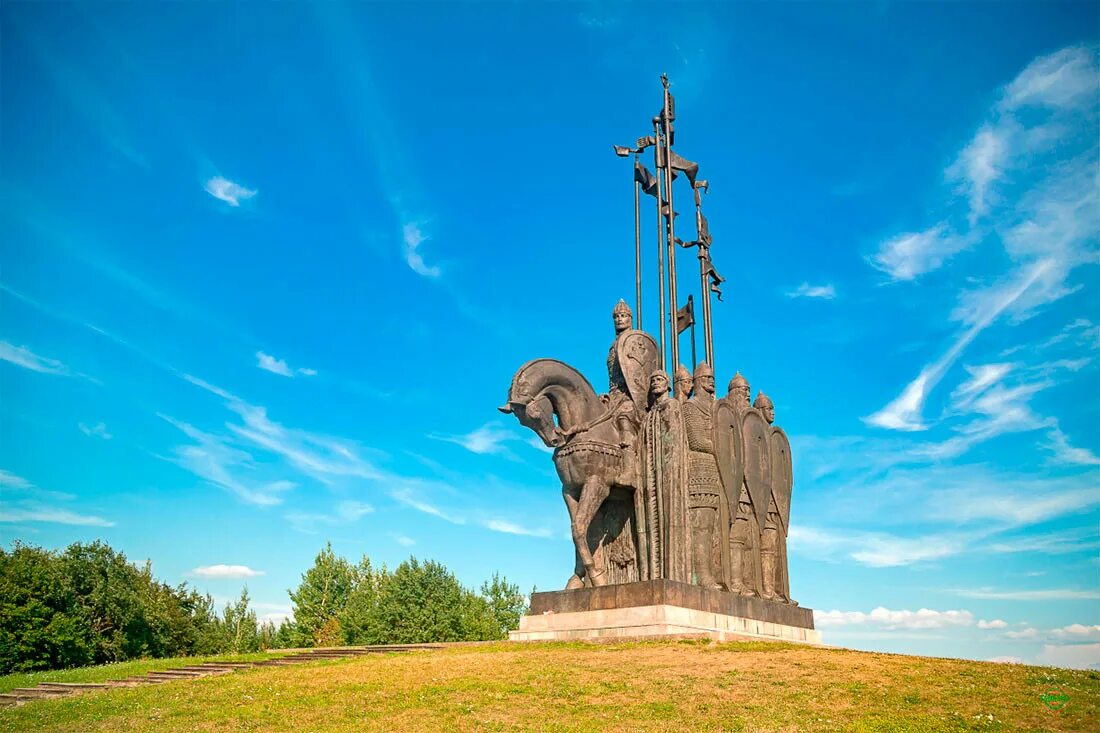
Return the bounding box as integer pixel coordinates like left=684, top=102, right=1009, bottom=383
left=339, top=556, right=390, bottom=645
left=369, top=558, right=471, bottom=643
left=479, top=573, right=527, bottom=639
left=220, top=588, right=259, bottom=653
left=288, top=542, right=357, bottom=646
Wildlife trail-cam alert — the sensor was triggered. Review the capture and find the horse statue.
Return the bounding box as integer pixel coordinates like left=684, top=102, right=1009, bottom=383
left=499, top=358, right=629, bottom=588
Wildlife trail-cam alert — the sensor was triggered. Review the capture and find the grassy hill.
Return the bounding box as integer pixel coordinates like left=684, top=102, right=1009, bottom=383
left=1, top=640, right=1096, bottom=732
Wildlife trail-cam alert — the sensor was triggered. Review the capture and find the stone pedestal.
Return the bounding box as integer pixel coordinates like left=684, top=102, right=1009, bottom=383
left=509, top=579, right=820, bottom=644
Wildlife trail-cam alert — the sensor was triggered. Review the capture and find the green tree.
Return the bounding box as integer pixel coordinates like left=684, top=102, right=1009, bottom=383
left=220, top=588, right=259, bottom=653
left=479, top=573, right=527, bottom=639
left=339, top=556, right=390, bottom=645
left=369, top=558, right=471, bottom=643
left=288, top=543, right=357, bottom=646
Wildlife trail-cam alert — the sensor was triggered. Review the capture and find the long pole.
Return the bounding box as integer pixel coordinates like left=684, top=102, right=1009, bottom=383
left=694, top=188, right=715, bottom=367
left=652, top=125, right=666, bottom=371
left=660, top=75, right=680, bottom=388
left=633, top=154, right=643, bottom=330
left=689, top=294, right=697, bottom=369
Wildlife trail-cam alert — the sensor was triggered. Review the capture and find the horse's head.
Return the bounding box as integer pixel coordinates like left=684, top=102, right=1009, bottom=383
left=499, top=393, right=563, bottom=449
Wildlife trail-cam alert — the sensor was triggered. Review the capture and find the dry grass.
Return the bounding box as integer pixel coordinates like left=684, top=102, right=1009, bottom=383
left=1, top=640, right=1096, bottom=732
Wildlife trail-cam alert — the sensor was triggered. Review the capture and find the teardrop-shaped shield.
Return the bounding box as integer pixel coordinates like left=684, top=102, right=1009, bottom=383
left=713, top=400, right=745, bottom=518
left=741, top=408, right=772, bottom=529
left=617, top=330, right=660, bottom=414
left=769, top=426, right=793, bottom=532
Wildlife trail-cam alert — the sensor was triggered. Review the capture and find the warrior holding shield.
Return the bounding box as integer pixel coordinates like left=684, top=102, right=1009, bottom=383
left=758, top=392, right=796, bottom=605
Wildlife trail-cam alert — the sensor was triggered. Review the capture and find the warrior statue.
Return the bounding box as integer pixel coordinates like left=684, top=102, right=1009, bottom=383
left=725, top=372, right=751, bottom=411
left=757, top=392, right=796, bottom=605
left=639, top=370, right=690, bottom=582
left=726, top=372, right=760, bottom=596
left=674, top=364, right=693, bottom=403
left=681, top=362, right=726, bottom=588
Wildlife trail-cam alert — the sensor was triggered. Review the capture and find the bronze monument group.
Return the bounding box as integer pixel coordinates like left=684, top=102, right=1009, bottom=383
left=500, top=76, right=797, bottom=609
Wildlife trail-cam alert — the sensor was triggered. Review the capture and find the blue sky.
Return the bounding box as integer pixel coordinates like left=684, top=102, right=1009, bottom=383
left=2, top=3, right=1097, bottom=669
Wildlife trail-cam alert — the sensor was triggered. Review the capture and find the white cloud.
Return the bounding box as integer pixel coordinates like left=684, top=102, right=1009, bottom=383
left=951, top=363, right=1015, bottom=408
left=79, top=422, right=112, bottom=440
left=988, top=529, right=1098, bottom=555
left=0, top=469, right=33, bottom=490
left=954, top=588, right=1100, bottom=601
left=256, top=351, right=293, bottom=376
left=864, top=262, right=1051, bottom=432
left=481, top=518, right=553, bottom=538
left=527, top=436, right=555, bottom=454
left=986, top=656, right=1023, bottom=664
left=191, top=564, right=265, bottom=579
left=790, top=525, right=970, bottom=568
left=204, top=176, right=256, bottom=207
left=0, top=506, right=115, bottom=527
left=1050, top=624, right=1100, bottom=642
left=978, top=619, right=1008, bottom=630
left=391, top=487, right=465, bottom=525
left=869, top=224, right=972, bottom=281
left=866, top=45, right=1099, bottom=430
left=1036, top=643, right=1100, bottom=670
left=284, top=500, right=373, bottom=533
left=0, top=341, right=70, bottom=375
left=815, top=606, right=973, bottom=630
left=256, top=351, right=316, bottom=378
left=433, top=423, right=515, bottom=455
left=0, top=470, right=112, bottom=526
left=403, top=222, right=440, bottom=278
left=1005, top=627, right=1039, bottom=639
left=1046, top=427, right=1100, bottom=466
left=158, top=413, right=297, bottom=507
left=786, top=282, right=836, bottom=300
left=394, top=535, right=416, bottom=547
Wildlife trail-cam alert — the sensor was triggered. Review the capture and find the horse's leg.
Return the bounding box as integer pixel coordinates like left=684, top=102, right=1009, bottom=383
left=561, top=486, right=585, bottom=590
left=573, top=474, right=612, bottom=587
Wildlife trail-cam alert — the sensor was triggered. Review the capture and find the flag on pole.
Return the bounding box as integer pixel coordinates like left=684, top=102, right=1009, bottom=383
left=676, top=296, right=694, bottom=335
left=705, top=257, right=725, bottom=301
left=655, top=149, right=700, bottom=186
left=634, top=161, right=659, bottom=198
left=697, top=210, right=711, bottom=245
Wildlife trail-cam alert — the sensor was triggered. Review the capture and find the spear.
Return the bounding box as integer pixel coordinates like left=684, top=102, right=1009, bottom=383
left=658, top=74, right=680, bottom=389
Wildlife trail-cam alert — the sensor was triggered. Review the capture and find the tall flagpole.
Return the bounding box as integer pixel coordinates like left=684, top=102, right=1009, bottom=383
left=652, top=125, right=666, bottom=372
left=633, top=153, right=642, bottom=329
left=659, top=74, right=680, bottom=384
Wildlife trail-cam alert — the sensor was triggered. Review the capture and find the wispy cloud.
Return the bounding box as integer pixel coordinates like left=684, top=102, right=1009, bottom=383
left=0, top=506, right=115, bottom=527
left=403, top=222, right=440, bottom=278
left=184, top=375, right=383, bottom=486
left=431, top=423, right=516, bottom=456
left=866, top=46, right=1098, bottom=431
left=394, top=534, right=416, bottom=547
left=869, top=224, right=972, bottom=282
left=953, top=588, right=1100, bottom=601
left=786, top=282, right=837, bottom=300
left=0, top=470, right=113, bottom=526
left=481, top=518, right=553, bottom=538
left=256, top=351, right=316, bottom=378
left=191, top=564, right=265, bottom=579
left=158, top=413, right=297, bottom=507
left=78, top=422, right=112, bottom=440
left=390, top=487, right=465, bottom=525
left=1046, top=426, right=1100, bottom=466
left=204, top=176, right=256, bottom=207
left=978, top=619, right=1008, bottom=629
left=0, top=341, right=71, bottom=376
left=285, top=500, right=374, bottom=533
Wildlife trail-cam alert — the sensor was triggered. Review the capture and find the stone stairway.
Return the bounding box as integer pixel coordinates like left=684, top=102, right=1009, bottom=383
left=0, top=645, right=442, bottom=708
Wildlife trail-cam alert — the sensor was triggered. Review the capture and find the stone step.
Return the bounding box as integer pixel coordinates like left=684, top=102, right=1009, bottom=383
left=177, top=666, right=234, bottom=673
left=0, top=694, right=21, bottom=706
left=38, top=682, right=110, bottom=690
left=10, top=687, right=73, bottom=699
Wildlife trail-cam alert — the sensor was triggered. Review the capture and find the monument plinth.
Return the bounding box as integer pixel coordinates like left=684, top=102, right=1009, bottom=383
left=501, top=75, right=816, bottom=644
left=509, top=580, right=820, bottom=644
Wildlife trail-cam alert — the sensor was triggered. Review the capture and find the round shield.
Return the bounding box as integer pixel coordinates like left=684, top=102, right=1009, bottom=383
left=713, top=400, right=745, bottom=517
left=769, top=426, right=793, bottom=532
left=616, top=330, right=660, bottom=415
left=741, top=408, right=772, bottom=529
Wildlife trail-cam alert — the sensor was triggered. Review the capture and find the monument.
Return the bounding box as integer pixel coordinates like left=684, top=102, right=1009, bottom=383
left=500, top=76, right=818, bottom=644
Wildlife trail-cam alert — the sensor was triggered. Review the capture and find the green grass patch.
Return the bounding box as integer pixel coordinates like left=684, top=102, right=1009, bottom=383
left=0, top=641, right=1096, bottom=732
